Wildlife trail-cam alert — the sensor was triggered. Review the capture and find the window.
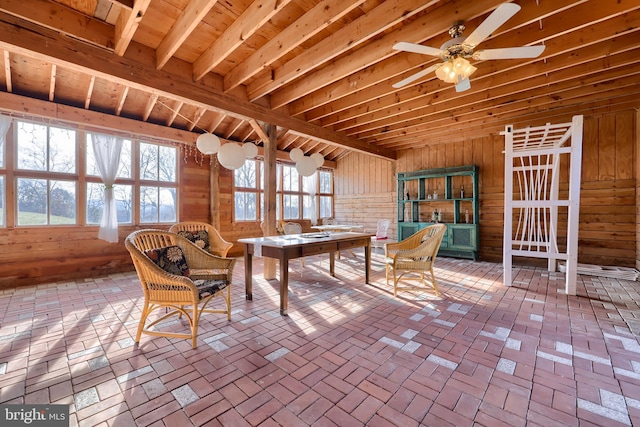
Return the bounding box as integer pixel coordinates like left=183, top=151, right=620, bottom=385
left=234, top=160, right=258, bottom=221
left=86, top=135, right=133, bottom=224
left=15, top=121, right=77, bottom=225
left=2, top=118, right=179, bottom=228
left=139, top=142, right=177, bottom=223
left=232, top=159, right=333, bottom=222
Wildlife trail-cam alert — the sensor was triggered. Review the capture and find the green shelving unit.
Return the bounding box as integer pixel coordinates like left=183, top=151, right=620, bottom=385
left=397, top=165, right=479, bottom=260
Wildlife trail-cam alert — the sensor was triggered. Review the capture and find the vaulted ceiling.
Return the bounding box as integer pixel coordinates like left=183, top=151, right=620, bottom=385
left=0, top=0, right=639, bottom=162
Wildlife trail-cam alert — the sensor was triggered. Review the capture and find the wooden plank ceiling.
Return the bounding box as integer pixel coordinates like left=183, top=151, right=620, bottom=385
left=0, top=0, right=638, bottom=162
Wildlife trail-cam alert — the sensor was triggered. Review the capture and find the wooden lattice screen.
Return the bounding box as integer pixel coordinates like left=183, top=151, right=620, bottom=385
left=502, top=115, right=583, bottom=295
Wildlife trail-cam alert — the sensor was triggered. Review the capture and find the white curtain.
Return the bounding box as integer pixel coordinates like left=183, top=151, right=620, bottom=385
left=0, top=115, right=11, bottom=146
left=305, top=172, right=318, bottom=225
left=91, top=134, right=123, bottom=243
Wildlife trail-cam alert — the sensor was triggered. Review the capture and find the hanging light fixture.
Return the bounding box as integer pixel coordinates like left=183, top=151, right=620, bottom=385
left=195, top=132, right=221, bottom=155
left=435, top=56, right=477, bottom=84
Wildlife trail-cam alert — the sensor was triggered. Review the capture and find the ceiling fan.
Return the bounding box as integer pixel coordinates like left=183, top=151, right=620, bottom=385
left=392, top=3, right=545, bottom=92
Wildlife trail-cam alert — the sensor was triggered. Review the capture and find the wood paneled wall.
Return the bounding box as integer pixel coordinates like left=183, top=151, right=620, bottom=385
left=335, top=110, right=637, bottom=267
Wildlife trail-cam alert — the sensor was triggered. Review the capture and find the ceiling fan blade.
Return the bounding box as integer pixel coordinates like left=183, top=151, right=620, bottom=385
left=393, top=41, right=443, bottom=57
left=474, top=45, right=545, bottom=60
left=392, top=64, right=441, bottom=89
left=455, top=78, right=471, bottom=92
left=464, top=3, right=521, bottom=48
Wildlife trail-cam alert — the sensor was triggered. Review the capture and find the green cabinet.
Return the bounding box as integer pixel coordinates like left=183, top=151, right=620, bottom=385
left=397, top=165, right=479, bottom=260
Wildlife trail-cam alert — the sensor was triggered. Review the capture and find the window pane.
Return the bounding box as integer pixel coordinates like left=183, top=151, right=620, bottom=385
left=303, top=195, right=313, bottom=219
left=17, top=178, right=47, bottom=225
left=86, top=135, right=132, bottom=178
left=159, top=187, right=177, bottom=222
left=158, top=145, right=176, bottom=182
left=49, top=180, right=76, bottom=224
left=139, top=142, right=158, bottom=180
left=320, top=196, right=332, bottom=218
left=0, top=176, right=4, bottom=226
left=282, top=165, right=299, bottom=191
left=283, top=194, right=299, bottom=219
left=49, top=127, right=76, bottom=173
left=87, top=183, right=133, bottom=224
left=320, top=171, right=332, bottom=193
left=17, top=122, right=47, bottom=171
left=235, top=191, right=256, bottom=221
left=235, top=160, right=256, bottom=188
left=140, top=186, right=158, bottom=222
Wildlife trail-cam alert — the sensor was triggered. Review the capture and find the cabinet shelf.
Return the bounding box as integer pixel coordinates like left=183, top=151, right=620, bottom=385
left=397, top=165, right=479, bottom=260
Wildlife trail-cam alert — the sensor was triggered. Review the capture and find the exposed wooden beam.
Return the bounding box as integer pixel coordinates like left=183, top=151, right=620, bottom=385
left=166, top=100, right=184, bottom=126
left=48, top=64, right=56, bottom=102
left=3, top=50, right=11, bottom=92
left=223, top=0, right=367, bottom=92
left=0, top=11, right=396, bottom=160
left=189, top=107, right=207, bottom=131
left=85, top=76, right=96, bottom=109
left=193, top=0, right=293, bottom=81
left=264, top=0, right=505, bottom=107
left=248, top=119, right=269, bottom=142
left=156, top=0, right=218, bottom=70
left=114, top=0, right=151, bottom=55
left=115, top=85, right=129, bottom=116
left=248, top=0, right=439, bottom=102
left=143, top=93, right=158, bottom=121
left=0, top=0, right=115, bottom=49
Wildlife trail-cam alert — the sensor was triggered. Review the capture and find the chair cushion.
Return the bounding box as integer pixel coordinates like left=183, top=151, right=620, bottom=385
left=193, top=279, right=228, bottom=298
left=176, top=230, right=210, bottom=252
left=145, top=245, right=190, bottom=277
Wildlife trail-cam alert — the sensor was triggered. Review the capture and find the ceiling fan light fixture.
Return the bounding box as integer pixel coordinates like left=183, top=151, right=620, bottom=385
left=435, top=57, right=476, bottom=84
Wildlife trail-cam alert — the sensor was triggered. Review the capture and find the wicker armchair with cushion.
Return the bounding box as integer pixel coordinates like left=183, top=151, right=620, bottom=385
left=169, top=221, right=233, bottom=257
left=385, top=224, right=447, bottom=297
left=125, top=229, right=235, bottom=349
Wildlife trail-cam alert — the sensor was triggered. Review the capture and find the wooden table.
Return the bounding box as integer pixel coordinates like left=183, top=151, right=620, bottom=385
left=238, top=232, right=373, bottom=315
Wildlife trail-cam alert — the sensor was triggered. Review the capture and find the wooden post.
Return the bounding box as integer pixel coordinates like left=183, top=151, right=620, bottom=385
left=263, top=123, right=278, bottom=279
left=210, top=159, right=220, bottom=229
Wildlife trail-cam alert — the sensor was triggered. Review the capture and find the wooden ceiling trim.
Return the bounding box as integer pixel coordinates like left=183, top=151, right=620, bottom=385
left=114, top=0, right=151, bottom=55
left=223, top=0, right=367, bottom=92
left=142, top=93, right=158, bottom=121
left=0, top=12, right=394, bottom=159
left=267, top=0, right=506, bottom=109
left=0, top=0, right=115, bottom=49
left=248, top=118, right=269, bottom=143
left=156, top=0, right=219, bottom=70
left=166, top=100, right=183, bottom=126
left=188, top=106, right=207, bottom=131
left=248, top=0, right=440, bottom=103
left=192, top=0, right=294, bottom=81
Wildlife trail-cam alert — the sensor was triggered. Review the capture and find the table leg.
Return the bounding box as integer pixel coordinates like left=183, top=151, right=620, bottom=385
left=329, top=251, right=335, bottom=277
left=244, top=244, right=253, bottom=300
left=365, top=242, right=371, bottom=284
left=280, top=255, right=289, bottom=316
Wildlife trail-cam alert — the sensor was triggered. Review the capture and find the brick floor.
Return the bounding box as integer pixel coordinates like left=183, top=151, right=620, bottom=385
left=1, top=252, right=639, bottom=426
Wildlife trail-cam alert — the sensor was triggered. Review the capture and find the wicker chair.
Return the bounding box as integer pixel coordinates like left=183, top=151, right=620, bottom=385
left=169, top=221, right=233, bottom=257
left=125, top=229, right=235, bottom=349
left=385, top=224, right=447, bottom=297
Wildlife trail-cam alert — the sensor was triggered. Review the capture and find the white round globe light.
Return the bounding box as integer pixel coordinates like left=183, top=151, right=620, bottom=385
left=310, top=152, right=324, bottom=168
left=296, top=156, right=318, bottom=177
left=242, top=142, right=258, bottom=159
left=289, top=147, right=304, bottom=162
left=196, top=132, right=220, bottom=155
left=218, top=143, right=246, bottom=170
